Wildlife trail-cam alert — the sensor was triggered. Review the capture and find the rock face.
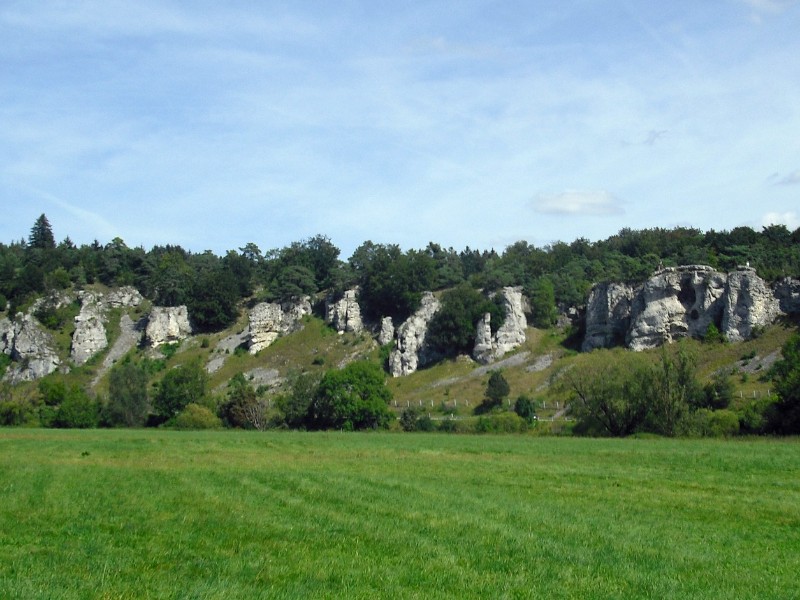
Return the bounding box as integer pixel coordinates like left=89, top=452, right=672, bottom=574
left=377, top=317, right=394, bottom=346
left=326, top=289, right=363, bottom=334
left=104, top=286, right=144, bottom=308
left=145, top=306, right=192, bottom=348
left=388, top=292, right=440, bottom=377
left=627, top=266, right=726, bottom=351
left=582, top=283, right=635, bottom=352
left=247, top=297, right=312, bottom=354
left=722, top=267, right=781, bottom=342
left=473, top=287, right=528, bottom=364
left=71, top=291, right=108, bottom=365
left=584, top=266, right=799, bottom=351
left=2, top=314, right=61, bottom=382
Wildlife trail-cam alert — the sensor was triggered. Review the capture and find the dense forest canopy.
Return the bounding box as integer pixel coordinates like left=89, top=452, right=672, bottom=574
left=1, top=214, right=799, bottom=332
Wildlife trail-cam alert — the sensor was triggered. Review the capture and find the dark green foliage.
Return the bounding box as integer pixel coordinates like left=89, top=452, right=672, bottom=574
left=28, top=214, right=56, bottom=250
left=34, top=299, right=78, bottom=330
left=188, top=266, right=240, bottom=332
left=0, top=292, right=7, bottom=312
left=475, top=370, right=510, bottom=414
left=219, top=373, right=264, bottom=429
left=700, top=371, right=735, bottom=410
left=643, top=346, right=703, bottom=436
left=514, top=394, right=537, bottom=423
left=486, top=370, right=510, bottom=404
left=307, top=361, right=392, bottom=430
left=703, top=323, right=723, bottom=344
left=349, top=242, right=435, bottom=323
left=53, top=387, right=98, bottom=428
left=152, top=361, right=208, bottom=424
left=766, top=334, right=800, bottom=434
left=400, top=407, right=435, bottom=432
left=0, top=353, right=12, bottom=380
left=427, top=284, right=504, bottom=358
left=272, top=264, right=316, bottom=303
left=275, top=372, right=321, bottom=429
left=564, top=354, right=650, bottom=437
left=529, top=276, right=557, bottom=328
left=38, top=379, right=98, bottom=428
left=104, top=360, right=150, bottom=427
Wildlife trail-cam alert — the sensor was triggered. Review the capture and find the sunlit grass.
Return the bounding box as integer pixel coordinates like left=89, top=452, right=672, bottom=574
left=1, top=430, right=798, bottom=599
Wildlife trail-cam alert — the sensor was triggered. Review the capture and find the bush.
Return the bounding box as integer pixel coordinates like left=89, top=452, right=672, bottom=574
left=685, top=409, right=740, bottom=437
left=173, top=403, right=222, bottom=429
left=53, top=387, right=99, bottom=428
left=514, top=394, right=537, bottom=423
left=475, top=412, right=528, bottom=434
left=400, top=407, right=436, bottom=432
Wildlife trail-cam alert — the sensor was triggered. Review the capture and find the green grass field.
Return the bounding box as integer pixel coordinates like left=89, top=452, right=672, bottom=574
left=1, top=430, right=798, bottom=599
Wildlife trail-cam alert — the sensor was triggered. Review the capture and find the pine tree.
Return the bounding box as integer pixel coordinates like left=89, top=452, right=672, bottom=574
left=28, top=214, right=56, bottom=250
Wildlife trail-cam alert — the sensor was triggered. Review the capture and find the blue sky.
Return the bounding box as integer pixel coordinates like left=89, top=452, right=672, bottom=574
left=1, top=0, right=798, bottom=258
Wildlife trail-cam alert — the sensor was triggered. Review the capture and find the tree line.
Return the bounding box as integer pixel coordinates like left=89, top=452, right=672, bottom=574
left=3, top=215, right=799, bottom=333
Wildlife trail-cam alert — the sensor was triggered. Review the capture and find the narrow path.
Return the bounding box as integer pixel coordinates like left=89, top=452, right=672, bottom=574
left=91, top=314, right=142, bottom=387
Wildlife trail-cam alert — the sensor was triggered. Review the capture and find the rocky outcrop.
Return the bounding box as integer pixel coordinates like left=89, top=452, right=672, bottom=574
left=388, top=292, right=440, bottom=377
left=722, top=267, right=781, bottom=342
left=377, top=317, right=394, bottom=346
left=582, top=283, right=635, bottom=351
left=326, top=289, right=363, bottom=334
left=584, top=266, right=800, bottom=351
left=104, top=286, right=144, bottom=309
left=627, top=266, right=726, bottom=351
left=773, top=277, right=800, bottom=316
left=71, top=291, right=108, bottom=365
left=2, top=314, right=61, bottom=382
left=247, top=297, right=312, bottom=354
left=145, top=306, right=192, bottom=348
left=473, top=287, right=528, bottom=364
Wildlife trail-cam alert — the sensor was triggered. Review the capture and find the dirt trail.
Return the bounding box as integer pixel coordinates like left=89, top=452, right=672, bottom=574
left=91, top=314, right=142, bottom=387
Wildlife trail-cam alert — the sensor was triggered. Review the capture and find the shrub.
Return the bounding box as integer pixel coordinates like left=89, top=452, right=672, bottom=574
left=514, top=394, right=537, bottom=423
left=53, top=387, right=99, bottom=428
left=475, top=412, right=528, bottom=434
left=173, top=403, right=221, bottom=429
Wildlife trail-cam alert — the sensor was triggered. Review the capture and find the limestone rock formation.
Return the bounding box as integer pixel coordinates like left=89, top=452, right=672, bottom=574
left=71, top=291, right=108, bottom=365
left=2, top=314, right=61, bottom=382
left=145, top=306, right=192, bottom=348
left=388, top=292, right=440, bottom=377
left=722, top=267, right=780, bottom=342
left=473, top=313, right=494, bottom=364
left=377, top=317, right=394, bottom=346
left=326, top=289, right=363, bottom=334
left=247, top=297, right=312, bottom=354
left=493, top=286, right=528, bottom=357
left=627, top=266, right=726, bottom=351
left=472, top=287, right=529, bottom=364
left=774, top=277, right=800, bottom=314
left=582, top=283, right=635, bottom=351
left=583, top=266, right=800, bottom=351
left=104, top=286, right=144, bottom=308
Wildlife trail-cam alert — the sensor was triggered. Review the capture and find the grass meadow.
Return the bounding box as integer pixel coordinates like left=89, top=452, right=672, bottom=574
left=1, top=430, right=798, bottom=599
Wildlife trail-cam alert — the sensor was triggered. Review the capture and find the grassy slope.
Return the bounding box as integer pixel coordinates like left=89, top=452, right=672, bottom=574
left=1, top=430, right=798, bottom=599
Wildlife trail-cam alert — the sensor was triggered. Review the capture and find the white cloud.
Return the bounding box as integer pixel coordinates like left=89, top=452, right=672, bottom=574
left=532, top=190, right=624, bottom=217
left=761, top=211, right=800, bottom=230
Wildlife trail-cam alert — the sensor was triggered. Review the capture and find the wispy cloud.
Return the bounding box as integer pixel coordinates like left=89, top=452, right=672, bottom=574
left=532, top=190, right=624, bottom=217
left=772, top=169, right=800, bottom=186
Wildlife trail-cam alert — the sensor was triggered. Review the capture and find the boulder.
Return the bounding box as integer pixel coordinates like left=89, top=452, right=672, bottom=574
left=722, top=267, right=780, bottom=342
left=247, top=297, right=312, bottom=354
left=472, top=313, right=494, bottom=364
left=145, top=306, right=192, bottom=348
left=71, top=291, right=108, bottom=365
left=326, top=289, right=363, bottom=334
left=388, top=292, right=440, bottom=377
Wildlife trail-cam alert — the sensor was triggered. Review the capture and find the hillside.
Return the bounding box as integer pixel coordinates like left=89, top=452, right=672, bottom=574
left=2, top=215, right=799, bottom=435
